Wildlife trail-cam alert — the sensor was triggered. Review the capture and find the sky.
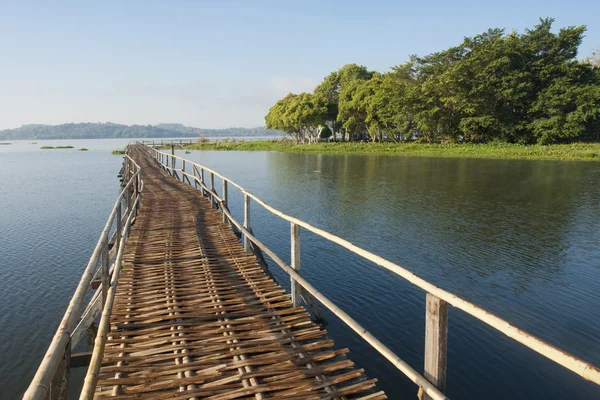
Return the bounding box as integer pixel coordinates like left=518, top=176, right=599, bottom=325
left=1, top=0, right=599, bottom=130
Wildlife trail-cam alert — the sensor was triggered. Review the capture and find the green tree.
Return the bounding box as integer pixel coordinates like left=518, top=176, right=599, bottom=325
left=267, top=18, right=600, bottom=146
left=315, top=64, right=374, bottom=141
left=265, top=93, right=328, bottom=144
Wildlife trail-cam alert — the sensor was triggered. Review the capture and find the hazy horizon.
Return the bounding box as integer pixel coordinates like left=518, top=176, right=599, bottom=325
left=2, top=1, right=599, bottom=130
left=0, top=121, right=271, bottom=131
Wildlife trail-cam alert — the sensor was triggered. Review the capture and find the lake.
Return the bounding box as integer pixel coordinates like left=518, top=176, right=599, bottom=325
left=1, top=139, right=599, bottom=399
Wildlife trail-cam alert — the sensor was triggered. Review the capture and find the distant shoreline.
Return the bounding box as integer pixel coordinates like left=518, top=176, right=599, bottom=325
left=161, top=141, right=600, bottom=162
left=0, top=123, right=284, bottom=141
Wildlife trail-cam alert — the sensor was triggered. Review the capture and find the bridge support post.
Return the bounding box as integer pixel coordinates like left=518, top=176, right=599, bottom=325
left=210, top=173, right=215, bottom=208
left=222, top=179, right=228, bottom=224
left=48, top=338, right=70, bottom=400
left=422, top=293, right=448, bottom=400
left=243, top=194, right=251, bottom=252
left=182, top=160, right=190, bottom=185
left=290, top=222, right=301, bottom=307
left=101, top=239, right=109, bottom=306
left=116, top=202, right=122, bottom=249
left=134, top=174, right=140, bottom=215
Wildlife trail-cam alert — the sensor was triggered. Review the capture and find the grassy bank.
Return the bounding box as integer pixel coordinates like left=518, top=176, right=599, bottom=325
left=163, top=141, right=600, bottom=161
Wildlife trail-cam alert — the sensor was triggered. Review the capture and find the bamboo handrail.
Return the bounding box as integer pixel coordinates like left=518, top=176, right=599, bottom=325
left=79, top=193, right=141, bottom=399
left=22, top=150, right=143, bottom=400
left=143, top=143, right=600, bottom=396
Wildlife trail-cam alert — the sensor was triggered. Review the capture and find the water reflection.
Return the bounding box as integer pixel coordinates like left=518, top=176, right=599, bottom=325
left=261, top=152, right=600, bottom=399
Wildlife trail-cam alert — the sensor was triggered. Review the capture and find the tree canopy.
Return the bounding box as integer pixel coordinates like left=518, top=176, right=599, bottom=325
left=266, top=18, right=600, bottom=144
left=265, top=92, right=329, bottom=144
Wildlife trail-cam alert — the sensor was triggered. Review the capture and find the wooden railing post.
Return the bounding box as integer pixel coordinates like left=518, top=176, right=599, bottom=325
left=116, top=202, right=122, bottom=248
left=422, top=293, right=448, bottom=400
left=222, top=179, right=228, bottom=223
left=170, top=144, right=175, bottom=176
left=48, top=339, right=70, bottom=400
left=290, top=222, right=301, bottom=307
left=134, top=174, right=140, bottom=215
left=193, top=167, right=199, bottom=189
left=124, top=177, right=131, bottom=215
left=200, top=168, right=206, bottom=196
left=182, top=160, right=189, bottom=184
left=243, top=193, right=251, bottom=252
left=123, top=157, right=129, bottom=186
left=101, top=239, right=109, bottom=305
left=210, top=172, right=215, bottom=208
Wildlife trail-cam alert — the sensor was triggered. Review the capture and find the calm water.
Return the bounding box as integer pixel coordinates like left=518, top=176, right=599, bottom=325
left=1, top=140, right=599, bottom=399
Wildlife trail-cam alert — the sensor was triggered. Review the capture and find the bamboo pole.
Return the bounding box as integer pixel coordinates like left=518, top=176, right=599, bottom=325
left=116, top=202, right=122, bottom=252
left=290, top=222, right=301, bottom=307
left=243, top=194, right=250, bottom=253
left=210, top=172, right=215, bottom=208
left=48, top=339, right=70, bottom=400
left=100, top=239, right=109, bottom=305
left=79, top=194, right=139, bottom=400
left=222, top=179, right=228, bottom=224
left=423, top=294, right=448, bottom=400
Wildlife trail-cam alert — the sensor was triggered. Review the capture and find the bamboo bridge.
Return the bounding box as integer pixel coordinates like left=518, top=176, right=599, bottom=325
left=23, top=143, right=600, bottom=400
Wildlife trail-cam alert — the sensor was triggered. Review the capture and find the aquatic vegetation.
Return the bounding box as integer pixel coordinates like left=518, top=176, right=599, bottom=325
left=78, top=148, right=89, bottom=151
left=174, top=141, right=600, bottom=161
left=112, top=149, right=126, bottom=155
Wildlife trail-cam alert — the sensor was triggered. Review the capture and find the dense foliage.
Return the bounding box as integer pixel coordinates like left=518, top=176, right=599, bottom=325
left=0, top=123, right=283, bottom=140
left=266, top=19, right=600, bottom=144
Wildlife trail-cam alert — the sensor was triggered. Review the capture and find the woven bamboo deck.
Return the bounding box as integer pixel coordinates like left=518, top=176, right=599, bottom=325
left=94, top=146, right=386, bottom=399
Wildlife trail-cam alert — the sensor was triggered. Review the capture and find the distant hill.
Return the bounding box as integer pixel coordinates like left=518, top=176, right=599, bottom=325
left=0, top=122, right=284, bottom=140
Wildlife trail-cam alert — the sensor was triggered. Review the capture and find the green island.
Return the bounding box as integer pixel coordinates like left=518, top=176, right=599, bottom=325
left=112, top=149, right=126, bottom=155
left=165, top=141, right=599, bottom=161
left=0, top=142, right=11, bottom=145
left=41, top=145, right=75, bottom=149
left=78, top=148, right=88, bottom=151
left=194, top=18, right=598, bottom=162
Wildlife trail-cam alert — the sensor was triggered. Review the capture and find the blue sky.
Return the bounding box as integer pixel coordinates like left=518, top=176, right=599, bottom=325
left=1, top=0, right=599, bottom=129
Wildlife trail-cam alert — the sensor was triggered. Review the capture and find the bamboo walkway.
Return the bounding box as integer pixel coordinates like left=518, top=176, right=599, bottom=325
left=94, top=146, right=386, bottom=399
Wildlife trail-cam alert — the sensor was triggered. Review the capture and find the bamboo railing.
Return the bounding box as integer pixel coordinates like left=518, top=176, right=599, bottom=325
left=137, top=138, right=196, bottom=147
left=22, top=150, right=143, bottom=400
left=143, top=142, right=600, bottom=400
